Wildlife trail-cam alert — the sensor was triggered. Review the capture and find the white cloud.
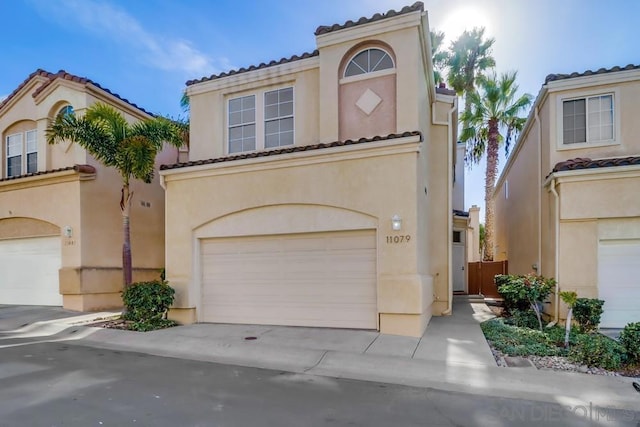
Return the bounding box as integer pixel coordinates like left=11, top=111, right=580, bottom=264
left=30, top=0, right=219, bottom=76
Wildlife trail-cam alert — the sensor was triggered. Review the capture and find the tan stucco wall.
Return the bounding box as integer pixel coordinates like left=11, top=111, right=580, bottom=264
left=163, top=140, right=437, bottom=336
left=494, top=118, right=540, bottom=273
left=317, top=14, right=425, bottom=143
left=188, top=66, right=320, bottom=161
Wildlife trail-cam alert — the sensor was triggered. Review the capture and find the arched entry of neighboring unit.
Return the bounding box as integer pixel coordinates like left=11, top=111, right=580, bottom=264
left=0, top=217, right=62, bottom=306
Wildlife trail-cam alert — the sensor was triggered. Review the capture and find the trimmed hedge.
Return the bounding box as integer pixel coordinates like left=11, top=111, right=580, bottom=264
left=122, top=280, right=176, bottom=331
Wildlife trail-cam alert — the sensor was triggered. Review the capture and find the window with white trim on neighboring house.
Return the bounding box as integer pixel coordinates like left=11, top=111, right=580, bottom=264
left=6, top=130, right=37, bottom=177
left=562, top=94, right=614, bottom=144
left=228, top=86, right=294, bottom=154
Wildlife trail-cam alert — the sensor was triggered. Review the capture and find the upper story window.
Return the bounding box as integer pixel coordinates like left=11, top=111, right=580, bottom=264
left=344, top=48, right=394, bottom=78
left=265, top=87, right=294, bottom=148
left=228, top=86, right=294, bottom=154
left=228, top=95, right=256, bottom=153
left=6, top=130, right=37, bottom=177
left=562, top=94, right=614, bottom=145
left=58, top=105, right=75, bottom=118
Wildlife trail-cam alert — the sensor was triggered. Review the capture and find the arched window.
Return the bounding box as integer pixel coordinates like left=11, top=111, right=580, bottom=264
left=344, top=48, right=394, bottom=77
left=57, top=105, right=74, bottom=118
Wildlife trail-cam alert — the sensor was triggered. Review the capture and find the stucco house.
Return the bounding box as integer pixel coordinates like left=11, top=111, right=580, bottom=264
left=160, top=2, right=469, bottom=337
left=494, top=64, right=640, bottom=328
left=0, top=69, right=178, bottom=311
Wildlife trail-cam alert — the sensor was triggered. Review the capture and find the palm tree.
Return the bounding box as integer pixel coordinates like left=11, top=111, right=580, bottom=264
left=430, top=30, right=448, bottom=85
left=447, top=27, right=496, bottom=118
left=460, top=72, right=532, bottom=261
left=46, top=103, right=183, bottom=287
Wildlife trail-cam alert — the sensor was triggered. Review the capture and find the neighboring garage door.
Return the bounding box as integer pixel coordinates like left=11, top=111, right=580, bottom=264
left=201, top=229, right=377, bottom=329
left=598, top=239, right=640, bottom=328
left=0, top=236, right=62, bottom=306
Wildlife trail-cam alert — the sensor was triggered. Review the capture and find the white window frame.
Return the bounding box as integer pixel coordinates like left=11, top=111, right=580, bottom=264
left=226, top=86, right=295, bottom=154
left=227, top=94, right=256, bottom=154
left=340, top=47, right=396, bottom=85
left=5, top=129, right=37, bottom=178
left=556, top=88, right=621, bottom=151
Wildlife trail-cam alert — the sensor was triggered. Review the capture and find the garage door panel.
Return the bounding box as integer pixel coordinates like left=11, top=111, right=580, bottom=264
left=0, top=236, right=62, bottom=306
left=598, top=240, right=640, bottom=328
left=201, top=230, right=377, bottom=329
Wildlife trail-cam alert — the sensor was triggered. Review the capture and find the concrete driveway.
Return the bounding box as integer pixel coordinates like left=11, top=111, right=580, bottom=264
left=0, top=305, right=82, bottom=331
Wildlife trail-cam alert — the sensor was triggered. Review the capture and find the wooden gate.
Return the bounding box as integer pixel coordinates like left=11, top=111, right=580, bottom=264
left=467, top=260, right=508, bottom=298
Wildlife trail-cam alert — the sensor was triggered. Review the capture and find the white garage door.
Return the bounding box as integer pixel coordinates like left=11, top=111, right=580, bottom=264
left=598, top=240, right=640, bottom=328
left=201, top=229, right=377, bottom=329
left=0, top=236, right=62, bottom=306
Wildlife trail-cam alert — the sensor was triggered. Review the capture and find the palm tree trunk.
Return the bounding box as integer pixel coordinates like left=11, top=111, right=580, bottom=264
left=484, top=119, right=500, bottom=261
left=121, top=184, right=133, bottom=288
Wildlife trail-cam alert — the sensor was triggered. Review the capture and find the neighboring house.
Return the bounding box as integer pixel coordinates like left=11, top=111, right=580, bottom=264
left=494, top=64, right=640, bottom=328
left=160, top=2, right=466, bottom=337
left=0, top=69, right=178, bottom=310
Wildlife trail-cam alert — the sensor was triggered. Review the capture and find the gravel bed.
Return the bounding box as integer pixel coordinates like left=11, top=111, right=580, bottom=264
left=489, top=346, right=620, bottom=376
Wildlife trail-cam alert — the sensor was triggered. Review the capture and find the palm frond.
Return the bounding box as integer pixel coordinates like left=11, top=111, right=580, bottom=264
left=131, top=116, right=183, bottom=149
left=116, top=136, right=158, bottom=184
left=46, top=111, right=118, bottom=166
left=84, top=103, right=130, bottom=144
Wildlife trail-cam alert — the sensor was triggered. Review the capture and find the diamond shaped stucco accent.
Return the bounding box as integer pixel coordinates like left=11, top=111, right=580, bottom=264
left=356, top=88, right=382, bottom=116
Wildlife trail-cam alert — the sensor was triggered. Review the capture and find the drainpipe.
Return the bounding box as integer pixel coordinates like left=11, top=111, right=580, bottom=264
left=433, top=95, right=458, bottom=316
left=535, top=107, right=542, bottom=275
left=548, top=177, right=560, bottom=326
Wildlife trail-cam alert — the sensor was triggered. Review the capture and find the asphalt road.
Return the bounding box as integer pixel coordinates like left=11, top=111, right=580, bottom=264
left=0, top=342, right=638, bottom=427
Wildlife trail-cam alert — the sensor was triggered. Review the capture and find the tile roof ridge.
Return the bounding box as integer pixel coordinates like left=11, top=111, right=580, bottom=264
left=551, top=156, right=640, bottom=173
left=160, top=131, right=422, bottom=171
left=31, top=69, right=155, bottom=116
left=186, top=50, right=320, bottom=86
left=0, top=68, right=52, bottom=112
left=314, top=2, right=424, bottom=36
left=545, top=63, right=640, bottom=84
left=0, top=164, right=96, bottom=183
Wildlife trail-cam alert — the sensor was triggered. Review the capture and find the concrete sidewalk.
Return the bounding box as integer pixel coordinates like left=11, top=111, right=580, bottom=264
left=5, top=300, right=639, bottom=412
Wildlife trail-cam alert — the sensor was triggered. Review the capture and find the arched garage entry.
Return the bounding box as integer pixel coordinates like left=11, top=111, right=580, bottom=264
left=194, top=204, right=378, bottom=329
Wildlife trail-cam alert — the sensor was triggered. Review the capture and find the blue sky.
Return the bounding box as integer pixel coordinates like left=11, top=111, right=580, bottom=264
left=1, top=0, right=638, bottom=219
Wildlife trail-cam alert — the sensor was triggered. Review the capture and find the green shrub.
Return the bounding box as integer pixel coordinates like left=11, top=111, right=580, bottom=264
left=505, top=309, right=540, bottom=329
left=496, top=274, right=555, bottom=330
left=544, top=325, right=579, bottom=348
left=122, top=280, right=175, bottom=323
left=572, top=298, right=604, bottom=333
left=619, top=322, right=640, bottom=363
left=495, top=274, right=530, bottom=314
left=569, top=333, right=624, bottom=370
left=481, top=318, right=564, bottom=357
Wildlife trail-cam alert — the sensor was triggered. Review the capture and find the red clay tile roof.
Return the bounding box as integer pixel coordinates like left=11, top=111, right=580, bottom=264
left=314, top=2, right=424, bottom=36
left=160, top=131, right=422, bottom=171
left=185, top=50, right=319, bottom=87
left=545, top=64, right=640, bottom=84
left=0, top=164, right=96, bottom=183
left=551, top=156, right=640, bottom=174
left=0, top=69, right=154, bottom=116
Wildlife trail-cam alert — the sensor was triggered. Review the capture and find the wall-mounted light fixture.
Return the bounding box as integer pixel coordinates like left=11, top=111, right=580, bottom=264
left=391, top=215, right=402, bottom=231
left=63, top=226, right=73, bottom=238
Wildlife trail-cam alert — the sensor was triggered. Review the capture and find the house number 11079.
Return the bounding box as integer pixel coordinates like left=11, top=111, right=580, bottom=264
left=386, top=235, right=411, bottom=244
